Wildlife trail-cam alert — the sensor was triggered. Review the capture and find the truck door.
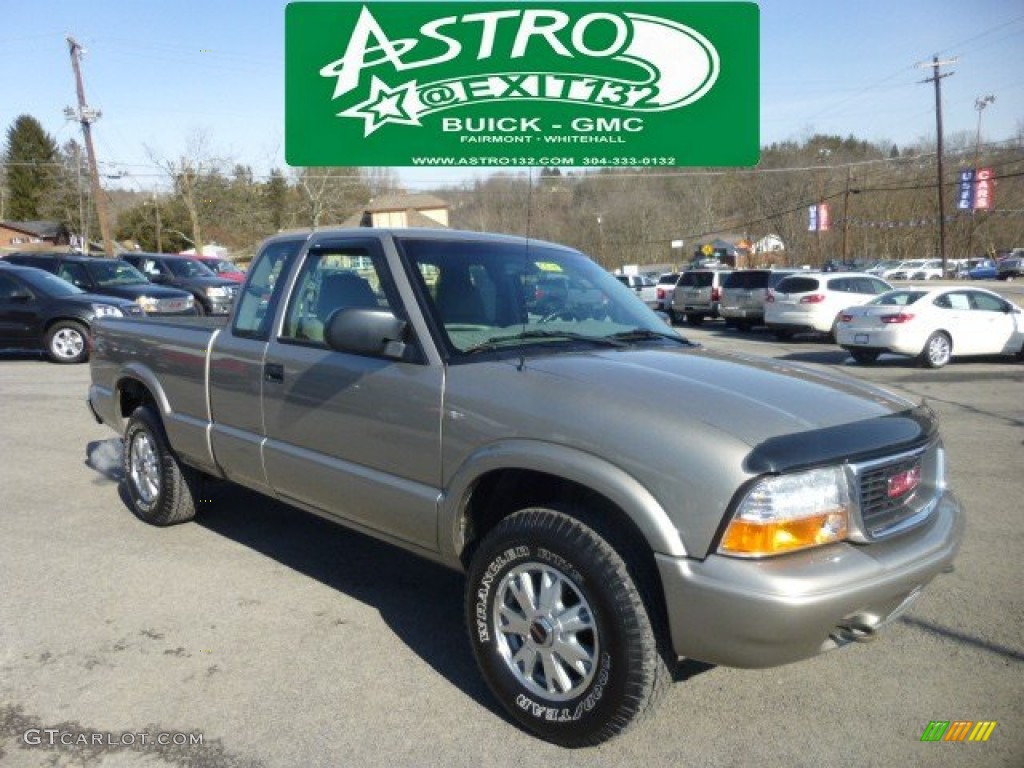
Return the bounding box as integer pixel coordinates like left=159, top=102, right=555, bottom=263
left=208, top=238, right=304, bottom=492
left=260, top=237, right=444, bottom=552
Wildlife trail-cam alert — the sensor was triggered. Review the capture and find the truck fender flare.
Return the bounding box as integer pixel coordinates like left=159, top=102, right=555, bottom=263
left=114, top=363, right=173, bottom=424
left=438, top=439, right=687, bottom=562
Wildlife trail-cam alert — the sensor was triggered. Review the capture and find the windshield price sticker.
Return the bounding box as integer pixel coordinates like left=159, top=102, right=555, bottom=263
left=286, top=2, right=759, bottom=167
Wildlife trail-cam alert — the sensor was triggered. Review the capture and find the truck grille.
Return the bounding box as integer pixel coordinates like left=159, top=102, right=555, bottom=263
left=853, top=447, right=933, bottom=539
left=154, top=297, right=193, bottom=313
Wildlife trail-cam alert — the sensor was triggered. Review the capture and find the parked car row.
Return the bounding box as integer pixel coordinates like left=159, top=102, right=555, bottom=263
left=654, top=265, right=1023, bottom=369
left=0, top=261, right=144, bottom=363
left=0, top=250, right=244, bottom=364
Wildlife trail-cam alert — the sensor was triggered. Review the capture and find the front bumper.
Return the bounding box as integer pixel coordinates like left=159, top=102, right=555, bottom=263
left=656, top=491, right=963, bottom=668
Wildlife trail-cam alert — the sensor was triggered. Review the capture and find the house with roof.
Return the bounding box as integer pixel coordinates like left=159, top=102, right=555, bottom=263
left=0, top=220, right=70, bottom=250
left=341, top=193, right=450, bottom=229
left=691, top=233, right=753, bottom=267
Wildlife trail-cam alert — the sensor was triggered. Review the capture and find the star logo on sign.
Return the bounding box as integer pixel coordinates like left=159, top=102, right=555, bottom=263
left=340, top=76, right=421, bottom=136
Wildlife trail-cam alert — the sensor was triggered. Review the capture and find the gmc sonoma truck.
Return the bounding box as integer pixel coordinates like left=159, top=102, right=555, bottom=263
left=88, top=228, right=963, bottom=747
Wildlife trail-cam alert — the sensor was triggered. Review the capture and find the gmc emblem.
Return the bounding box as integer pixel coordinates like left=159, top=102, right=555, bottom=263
left=888, top=466, right=922, bottom=498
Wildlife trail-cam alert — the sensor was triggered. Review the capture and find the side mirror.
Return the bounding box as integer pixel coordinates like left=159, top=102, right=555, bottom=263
left=324, top=307, right=408, bottom=359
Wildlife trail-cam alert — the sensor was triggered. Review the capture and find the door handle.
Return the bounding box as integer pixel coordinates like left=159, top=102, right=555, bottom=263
left=264, top=363, right=284, bottom=383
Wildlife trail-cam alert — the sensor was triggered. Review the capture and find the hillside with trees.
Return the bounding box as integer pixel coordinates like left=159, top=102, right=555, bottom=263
left=3, top=112, right=1022, bottom=268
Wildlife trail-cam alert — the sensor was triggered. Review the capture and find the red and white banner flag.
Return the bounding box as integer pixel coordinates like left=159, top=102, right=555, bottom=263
left=974, top=168, right=994, bottom=210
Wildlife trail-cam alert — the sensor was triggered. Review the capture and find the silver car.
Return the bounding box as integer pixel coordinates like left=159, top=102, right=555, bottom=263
left=719, top=269, right=799, bottom=330
left=670, top=268, right=733, bottom=325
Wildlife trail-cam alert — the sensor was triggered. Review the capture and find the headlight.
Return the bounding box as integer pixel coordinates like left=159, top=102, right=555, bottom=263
left=719, top=466, right=850, bottom=557
left=205, top=286, right=229, bottom=298
left=136, top=296, right=159, bottom=311
left=91, top=304, right=124, bottom=318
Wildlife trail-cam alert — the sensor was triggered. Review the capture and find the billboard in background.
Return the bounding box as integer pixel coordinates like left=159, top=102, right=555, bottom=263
left=286, top=2, right=759, bottom=167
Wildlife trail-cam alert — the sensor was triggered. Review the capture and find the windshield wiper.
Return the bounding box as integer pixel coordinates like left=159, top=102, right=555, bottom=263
left=607, top=329, right=699, bottom=346
left=464, top=330, right=629, bottom=354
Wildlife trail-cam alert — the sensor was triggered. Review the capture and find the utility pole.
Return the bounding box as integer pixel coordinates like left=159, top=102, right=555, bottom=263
left=65, top=37, right=115, bottom=257
left=152, top=193, right=163, bottom=253
left=841, top=166, right=852, bottom=264
left=917, top=55, right=956, bottom=276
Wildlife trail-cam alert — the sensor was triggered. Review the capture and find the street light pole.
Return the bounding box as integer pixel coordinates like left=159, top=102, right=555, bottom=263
left=974, top=94, right=995, bottom=168
left=968, top=94, right=996, bottom=258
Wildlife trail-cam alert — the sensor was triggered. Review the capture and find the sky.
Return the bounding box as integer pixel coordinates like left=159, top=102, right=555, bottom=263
left=1, top=0, right=1022, bottom=192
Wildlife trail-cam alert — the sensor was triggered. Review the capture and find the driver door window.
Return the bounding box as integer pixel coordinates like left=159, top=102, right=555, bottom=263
left=281, top=245, right=392, bottom=344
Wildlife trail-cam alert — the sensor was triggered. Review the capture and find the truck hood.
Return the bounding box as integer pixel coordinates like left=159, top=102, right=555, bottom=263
left=443, top=344, right=923, bottom=557
left=523, top=344, right=914, bottom=448
left=91, top=283, right=193, bottom=301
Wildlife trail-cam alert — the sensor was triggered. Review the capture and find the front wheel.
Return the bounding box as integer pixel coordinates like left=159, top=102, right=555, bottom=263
left=920, top=332, right=952, bottom=368
left=123, top=406, right=199, bottom=525
left=45, top=320, right=88, bottom=364
left=466, top=508, right=669, bottom=747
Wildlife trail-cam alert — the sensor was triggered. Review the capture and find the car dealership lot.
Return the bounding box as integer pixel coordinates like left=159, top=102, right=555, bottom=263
left=1, top=338, right=1021, bottom=767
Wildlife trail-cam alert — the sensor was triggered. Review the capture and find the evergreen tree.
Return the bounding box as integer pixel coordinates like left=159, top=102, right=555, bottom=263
left=265, top=169, right=288, bottom=231
left=3, top=115, right=60, bottom=220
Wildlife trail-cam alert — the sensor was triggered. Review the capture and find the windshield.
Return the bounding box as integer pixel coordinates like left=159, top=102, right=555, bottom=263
left=397, top=237, right=678, bottom=355
left=166, top=258, right=215, bottom=278
left=91, top=261, right=149, bottom=286
left=207, top=259, right=239, bottom=274
left=17, top=268, right=85, bottom=297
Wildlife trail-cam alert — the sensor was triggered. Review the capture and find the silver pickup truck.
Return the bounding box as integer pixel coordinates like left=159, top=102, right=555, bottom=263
left=88, top=228, right=963, bottom=747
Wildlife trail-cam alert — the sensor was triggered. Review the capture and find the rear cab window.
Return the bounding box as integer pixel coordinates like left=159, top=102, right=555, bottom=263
left=231, top=239, right=305, bottom=340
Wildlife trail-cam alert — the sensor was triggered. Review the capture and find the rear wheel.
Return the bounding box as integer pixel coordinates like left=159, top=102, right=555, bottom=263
left=123, top=406, right=199, bottom=525
left=850, top=349, right=880, bottom=364
left=466, top=507, right=670, bottom=748
left=685, top=313, right=704, bottom=326
left=920, top=332, right=952, bottom=368
left=44, top=320, right=88, bottom=364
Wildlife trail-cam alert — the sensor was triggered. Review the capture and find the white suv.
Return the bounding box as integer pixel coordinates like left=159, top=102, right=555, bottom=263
left=765, top=272, right=892, bottom=340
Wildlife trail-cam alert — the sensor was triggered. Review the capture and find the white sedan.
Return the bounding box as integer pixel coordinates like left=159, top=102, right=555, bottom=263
left=836, top=286, right=1024, bottom=368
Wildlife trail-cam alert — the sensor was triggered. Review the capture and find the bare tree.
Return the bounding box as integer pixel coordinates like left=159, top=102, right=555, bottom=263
left=146, top=130, right=227, bottom=254
left=292, top=166, right=369, bottom=229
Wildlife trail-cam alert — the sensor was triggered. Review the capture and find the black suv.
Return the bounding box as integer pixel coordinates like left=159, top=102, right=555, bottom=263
left=120, top=253, right=238, bottom=315
left=3, top=252, right=196, bottom=316
left=0, top=262, right=143, bottom=363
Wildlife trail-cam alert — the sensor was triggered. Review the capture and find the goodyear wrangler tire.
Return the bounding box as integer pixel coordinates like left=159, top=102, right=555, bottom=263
left=465, top=507, right=670, bottom=747
left=123, top=406, right=199, bottom=526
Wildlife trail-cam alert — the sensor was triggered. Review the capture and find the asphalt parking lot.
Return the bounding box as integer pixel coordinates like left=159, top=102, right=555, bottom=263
left=1, top=307, right=1022, bottom=767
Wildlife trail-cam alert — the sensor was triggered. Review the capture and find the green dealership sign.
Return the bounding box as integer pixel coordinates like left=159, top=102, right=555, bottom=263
left=286, top=2, right=759, bottom=167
